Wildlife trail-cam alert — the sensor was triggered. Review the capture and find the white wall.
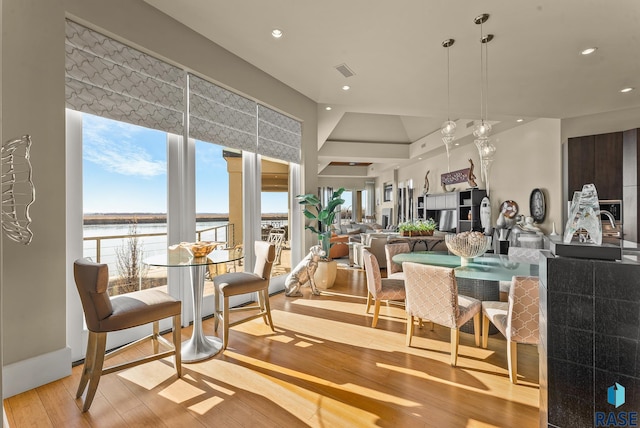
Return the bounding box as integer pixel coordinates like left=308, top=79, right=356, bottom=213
left=391, top=119, right=563, bottom=234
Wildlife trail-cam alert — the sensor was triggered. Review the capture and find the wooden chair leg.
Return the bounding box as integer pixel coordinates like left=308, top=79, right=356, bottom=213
left=418, top=318, right=424, bottom=328
left=406, top=314, right=414, bottom=346
left=222, top=296, right=230, bottom=350
left=152, top=321, right=160, bottom=354
left=76, top=331, right=98, bottom=399
left=173, top=315, right=182, bottom=378
left=450, top=328, right=459, bottom=367
left=257, top=289, right=269, bottom=325
left=365, top=292, right=372, bottom=314
left=372, top=299, right=381, bottom=328
left=263, top=290, right=275, bottom=332
left=473, top=313, right=481, bottom=347
left=507, top=341, right=518, bottom=384
left=482, top=314, right=490, bottom=349
left=82, top=332, right=107, bottom=412
left=213, top=289, right=220, bottom=332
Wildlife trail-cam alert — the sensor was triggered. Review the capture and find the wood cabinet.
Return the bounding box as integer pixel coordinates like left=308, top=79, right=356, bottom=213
left=568, top=131, right=622, bottom=200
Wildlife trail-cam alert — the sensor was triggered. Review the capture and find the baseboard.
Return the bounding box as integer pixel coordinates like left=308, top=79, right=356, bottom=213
left=3, top=347, right=72, bottom=398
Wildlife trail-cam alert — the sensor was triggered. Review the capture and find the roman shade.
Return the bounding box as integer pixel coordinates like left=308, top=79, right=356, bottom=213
left=188, top=73, right=258, bottom=153
left=65, top=20, right=184, bottom=135
left=257, top=105, right=301, bottom=164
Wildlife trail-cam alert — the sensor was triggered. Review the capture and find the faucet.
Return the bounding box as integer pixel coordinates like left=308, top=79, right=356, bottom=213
left=600, top=210, right=616, bottom=229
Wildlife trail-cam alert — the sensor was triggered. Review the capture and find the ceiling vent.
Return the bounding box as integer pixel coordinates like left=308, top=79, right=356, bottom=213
left=335, top=63, right=355, bottom=78
left=466, top=121, right=475, bottom=128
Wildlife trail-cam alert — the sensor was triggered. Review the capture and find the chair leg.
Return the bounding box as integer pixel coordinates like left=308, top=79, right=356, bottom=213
left=222, top=296, right=230, bottom=351
left=473, top=313, right=481, bottom=347
left=257, top=289, right=269, bottom=325
left=213, top=287, right=220, bottom=332
left=76, top=331, right=98, bottom=399
left=450, top=328, right=459, bottom=367
left=365, top=292, right=372, bottom=314
left=406, top=314, right=414, bottom=346
left=262, top=289, right=275, bottom=332
left=173, top=315, right=182, bottom=378
left=152, top=321, right=160, bottom=354
left=372, top=299, right=381, bottom=328
left=482, top=314, right=490, bottom=349
left=82, top=332, right=107, bottom=412
left=507, top=341, right=518, bottom=384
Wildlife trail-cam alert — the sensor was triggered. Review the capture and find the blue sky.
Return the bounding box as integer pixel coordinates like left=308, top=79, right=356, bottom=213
left=82, top=114, right=288, bottom=214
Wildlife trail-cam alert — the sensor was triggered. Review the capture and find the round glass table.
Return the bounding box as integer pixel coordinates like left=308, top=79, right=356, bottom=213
left=144, top=248, right=243, bottom=362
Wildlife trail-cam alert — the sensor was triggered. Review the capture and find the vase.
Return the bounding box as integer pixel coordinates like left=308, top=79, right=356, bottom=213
left=313, top=259, right=337, bottom=289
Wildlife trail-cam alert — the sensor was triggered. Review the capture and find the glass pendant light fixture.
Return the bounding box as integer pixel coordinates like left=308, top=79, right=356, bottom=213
left=441, top=38, right=456, bottom=172
left=473, top=13, right=495, bottom=196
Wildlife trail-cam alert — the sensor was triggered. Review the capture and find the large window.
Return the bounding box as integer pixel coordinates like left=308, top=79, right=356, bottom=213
left=81, top=113, right=168, bottom=296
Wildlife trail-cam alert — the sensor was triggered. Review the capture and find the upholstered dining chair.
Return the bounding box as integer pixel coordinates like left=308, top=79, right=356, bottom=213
left=73, top=258, right=182, bottom=412
left=498, top=247, right=542, bottom=301
left=402, top=262, right=481, bottom=366
left=362, top=249, right=406, bottom=328
left=212, top=241, right=276, bottom=350
left=384, top=242, right=411, bottom=280
left=482, top=275, right=539, bottom=384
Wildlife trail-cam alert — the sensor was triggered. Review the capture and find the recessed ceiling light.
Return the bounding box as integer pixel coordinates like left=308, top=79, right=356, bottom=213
left=271, top=29, right=283, bottom=38
left=418, top=157, right=423, bottom=160
left=516, top=118, right=524, bottom=123
left=349, top=162, right=356, bottom=165
left=581, top=47, right=597, bottom=55
left=342, top=85, right=350, bottom=91
left=454, top=143, right=459, bottom=146
left=620, top=87, right=634, bottom=93
left=325, top=106, right=332, bottom=111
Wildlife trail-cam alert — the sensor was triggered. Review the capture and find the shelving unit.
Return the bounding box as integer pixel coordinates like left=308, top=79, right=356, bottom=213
left=420, top=189, right=486, bottom=232
left=457, top=189, right=487, bottom=232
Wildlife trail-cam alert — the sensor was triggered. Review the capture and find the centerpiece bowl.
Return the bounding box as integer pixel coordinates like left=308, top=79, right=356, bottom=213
left=170, top=241, right=219, bottom=258
left=445, top=232, right=492, bottom=265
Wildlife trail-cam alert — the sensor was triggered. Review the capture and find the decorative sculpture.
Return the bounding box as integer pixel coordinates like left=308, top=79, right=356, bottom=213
left=480, top=196, right=491, bottom=234
left=423, top=170, right=430, bottom=196
left=2, top=135, right=35, bottom=245
left=285, top=245, right=325, bottom=297
left=467, top=159, right=477, bottom=188
left=563, top=183, right=602, bottom=245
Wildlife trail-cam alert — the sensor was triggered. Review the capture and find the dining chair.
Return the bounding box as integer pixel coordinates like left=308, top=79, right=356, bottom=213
left=362, top=249, right=406, bottom=328
left=402, top=262, right=481, bottom=366
left=212, top=241, right=276, bottom=350
left=384, top=242, right=410, bottom=280
left=267, top=228, right=286, bottom=265
left=498, top=247, right=542, bottom=301
left=482, top=275, right=539, bottom=384
left=73, top=258, right=182, bottom=412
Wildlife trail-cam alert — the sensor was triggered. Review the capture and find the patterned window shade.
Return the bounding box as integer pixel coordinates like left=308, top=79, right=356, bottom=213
left=65, top=20, right=184, bottom=135
left=188, top=74, right=257, bottom=152
left=258, top=105, right=301, bottom=164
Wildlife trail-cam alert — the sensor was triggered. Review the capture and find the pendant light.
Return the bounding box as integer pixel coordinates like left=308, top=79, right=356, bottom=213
left=473, top=13, right=496, bottom=196
left=440, top=38, right=456, bottom=172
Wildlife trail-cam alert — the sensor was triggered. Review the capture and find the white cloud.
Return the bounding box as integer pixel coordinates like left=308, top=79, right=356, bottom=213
left=83, top=115, right=166, bottom=177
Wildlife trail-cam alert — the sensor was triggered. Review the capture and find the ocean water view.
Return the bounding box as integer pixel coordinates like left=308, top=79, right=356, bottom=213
left=83, top=215, right=289, bottom=272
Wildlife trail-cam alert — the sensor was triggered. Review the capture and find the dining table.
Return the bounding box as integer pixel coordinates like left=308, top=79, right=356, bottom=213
left=392, top=251, right=539, bottom=333
left=144, top=247, right=244, bottom=362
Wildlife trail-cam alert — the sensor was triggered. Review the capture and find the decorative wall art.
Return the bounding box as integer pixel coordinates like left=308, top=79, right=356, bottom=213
left=440, top=159, right=477, bottom=191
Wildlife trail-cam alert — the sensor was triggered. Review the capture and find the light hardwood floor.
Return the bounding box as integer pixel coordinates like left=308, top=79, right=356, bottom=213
left=4, top=267, right=540, bottom=427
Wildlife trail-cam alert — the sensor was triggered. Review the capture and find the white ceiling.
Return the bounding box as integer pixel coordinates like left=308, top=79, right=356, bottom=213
left=145, top=0, right=640, bottom=177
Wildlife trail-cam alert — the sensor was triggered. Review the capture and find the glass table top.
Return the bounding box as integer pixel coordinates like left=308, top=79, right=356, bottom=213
left=392, top=251, right=539, bottom=282
left=144, top=248, right=243, bottom=267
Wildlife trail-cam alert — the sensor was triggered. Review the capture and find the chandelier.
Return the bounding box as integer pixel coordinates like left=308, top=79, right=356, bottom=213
left=473, top=13, right=495, bottom=196
left=440, top=38, right=456, bottom=172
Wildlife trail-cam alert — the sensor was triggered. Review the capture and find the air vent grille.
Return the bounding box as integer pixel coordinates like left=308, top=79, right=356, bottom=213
left=335, top=63, right=355, bottom=78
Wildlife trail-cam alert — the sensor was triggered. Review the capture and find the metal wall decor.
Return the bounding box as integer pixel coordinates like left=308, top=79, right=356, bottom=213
left=2, top=135, right=35, bottom=245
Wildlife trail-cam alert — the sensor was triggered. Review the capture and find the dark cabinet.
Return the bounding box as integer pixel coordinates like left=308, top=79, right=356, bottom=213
left=568, top=131, right=622, bottom=200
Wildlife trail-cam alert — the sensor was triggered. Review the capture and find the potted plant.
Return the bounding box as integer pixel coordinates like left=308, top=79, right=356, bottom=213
left=296, top=188, right=346, bottom=288
left=398, top=221, right=417, bottom=236
left=417, top=218, right=437, bottom=236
